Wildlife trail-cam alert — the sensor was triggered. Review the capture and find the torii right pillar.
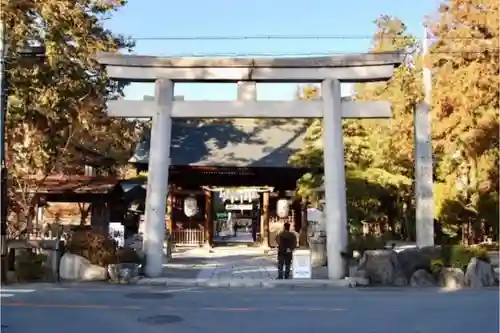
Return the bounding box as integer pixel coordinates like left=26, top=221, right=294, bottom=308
left=322, top=79, right=349, bottom=280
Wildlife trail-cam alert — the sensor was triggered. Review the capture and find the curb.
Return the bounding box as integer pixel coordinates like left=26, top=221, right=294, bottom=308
left=136, top=277, right=363, bottom=289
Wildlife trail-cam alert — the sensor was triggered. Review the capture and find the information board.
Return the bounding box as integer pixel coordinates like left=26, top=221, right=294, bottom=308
left=109, top=222, right=125, bottom=247
left=292, top=249, right=312, bottom=279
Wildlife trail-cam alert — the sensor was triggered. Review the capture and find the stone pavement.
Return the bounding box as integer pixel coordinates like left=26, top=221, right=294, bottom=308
left=142, top=246, right=355, bottom=288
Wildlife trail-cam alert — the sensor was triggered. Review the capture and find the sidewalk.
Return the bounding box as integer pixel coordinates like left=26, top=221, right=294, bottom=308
left=143, top=246, right=355, bottom=289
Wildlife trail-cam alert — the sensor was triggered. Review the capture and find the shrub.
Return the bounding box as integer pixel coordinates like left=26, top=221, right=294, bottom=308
left=430, top=258, right=444, bottom=279
left=440, top=244, right=490, bottom=272
left=66, top=229, right=117, bottom=266
left=15, top=250, right=47, bottom=282
left=348, top=234, right=387, bottom=256
left=116, top=247, right=142, bottom=264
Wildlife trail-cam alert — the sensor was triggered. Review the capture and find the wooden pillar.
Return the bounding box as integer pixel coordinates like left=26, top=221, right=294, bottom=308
left=292, top=200, right=301, bottom=233
left=204, top=190, right=213, bottom=247
left=261, top=191, right=270, bottom=248
left=299, top=201, right=308, bottom=248
left=90, top=201, right=106, bottom=232
left=166, top=192, right=173, bottom=232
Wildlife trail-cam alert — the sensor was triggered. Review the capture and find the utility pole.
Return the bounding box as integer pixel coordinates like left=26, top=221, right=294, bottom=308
left=0, top=11, right=46, bottom=281
left=0, top=20, right=7, bottom=281
left=414, top=24, right=435, bottom=247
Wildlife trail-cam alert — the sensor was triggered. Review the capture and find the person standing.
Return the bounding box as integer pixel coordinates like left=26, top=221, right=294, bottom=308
left=251, top=219, right=258, bottom=242
left=275, top=222, right=297, bottom=279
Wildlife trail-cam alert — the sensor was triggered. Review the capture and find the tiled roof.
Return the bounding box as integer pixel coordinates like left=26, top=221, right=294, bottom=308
left=130, top=119, right=310, bottom=168
left=25, top=175, right=121, bottom=194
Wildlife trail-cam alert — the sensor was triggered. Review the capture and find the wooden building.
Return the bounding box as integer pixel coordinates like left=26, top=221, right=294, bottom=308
left=14, top=143, right=127, bottom=239
left=129, top=118, right=312, bottom=247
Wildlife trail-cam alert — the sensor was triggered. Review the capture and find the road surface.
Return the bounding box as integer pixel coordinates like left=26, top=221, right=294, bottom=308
left=1, top=284, right=498, bottom=333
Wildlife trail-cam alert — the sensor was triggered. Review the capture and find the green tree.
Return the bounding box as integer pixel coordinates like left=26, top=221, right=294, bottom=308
left=290, top=15, right=420, bottom=239
left=428, top=0, right=499, bottom=242
left=288, top=85, right=323, bottom=203
left=3, top=0, right=140, bottom=236
left=350, top=16, right=422, bottom=239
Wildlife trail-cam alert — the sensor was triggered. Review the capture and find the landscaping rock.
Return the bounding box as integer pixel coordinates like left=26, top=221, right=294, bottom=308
left=128, top=240, right=145, bottom=261
left=464, top=258, right=496, bottom=288
left=410, top=269, right=435, bottom=287
left=108, top=263, right=140, bottom=284
left=438, top=267, right=465, bottom=289
left=59, top=253, right=89, bottom=280
left=397, top=246, right=441, bottom=279
left=81, top=264, right=107, bottom=281
left=357, top=250, right=407, bottom=286
left=59, top=253, right=107, bottom=281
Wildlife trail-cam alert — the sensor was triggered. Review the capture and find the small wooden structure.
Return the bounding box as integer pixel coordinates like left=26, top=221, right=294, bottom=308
left=17, top=175, right=125, bottom=238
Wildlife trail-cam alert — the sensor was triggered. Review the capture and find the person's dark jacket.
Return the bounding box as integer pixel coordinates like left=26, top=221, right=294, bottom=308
left=275, top=231, right=297, bottom=255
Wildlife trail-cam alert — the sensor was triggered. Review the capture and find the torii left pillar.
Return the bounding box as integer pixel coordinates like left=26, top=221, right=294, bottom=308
left=142, top=79, right=173, bottom=277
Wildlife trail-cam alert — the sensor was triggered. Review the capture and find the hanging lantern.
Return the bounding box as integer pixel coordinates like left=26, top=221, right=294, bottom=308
left=183, top=196, right=198, bottom=217
left=276, top=199, right=290, bottom=218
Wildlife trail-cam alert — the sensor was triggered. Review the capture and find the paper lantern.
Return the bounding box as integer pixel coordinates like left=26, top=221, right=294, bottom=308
left=183, top=196, right=198, bottom=217
left=276, top=199, right=290, bottom=218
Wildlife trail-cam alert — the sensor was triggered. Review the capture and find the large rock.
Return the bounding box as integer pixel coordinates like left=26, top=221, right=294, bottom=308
left=127, top=237, right=145, bottom=261
left=59, top=253, right=107, bottom=281
left=357, top=250, right=407, bottom=286
left=108, top=263, right=140, bottom=284
left=438, top=267, right=465, bottom=289
left=464, top=258, right=496, bottom=288
left=81, top=265, right=108, bottom=281
left=397, top=246, right=441, bottom=279
left=59, top=253, right=89, bottom=280
left=488, top=251, right=498, bottom=268
left=410, top=269, right=435, bottom=287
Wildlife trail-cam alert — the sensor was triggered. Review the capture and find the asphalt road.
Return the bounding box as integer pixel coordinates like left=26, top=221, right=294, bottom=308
left=1, top=283, right=499, bottom=333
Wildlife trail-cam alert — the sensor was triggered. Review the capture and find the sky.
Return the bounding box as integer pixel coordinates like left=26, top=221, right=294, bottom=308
left=106, top=0, right=440, bottom=101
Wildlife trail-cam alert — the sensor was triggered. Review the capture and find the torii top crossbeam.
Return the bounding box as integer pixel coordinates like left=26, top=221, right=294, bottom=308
left=97, top=51, right=404, bottom=83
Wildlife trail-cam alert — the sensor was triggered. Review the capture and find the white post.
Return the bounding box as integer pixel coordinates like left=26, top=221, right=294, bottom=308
left=415, top=25, right=434, bottom=248
left=143, top=79, right=173, bottom=277
left=322, top=79, right=348, bottom=280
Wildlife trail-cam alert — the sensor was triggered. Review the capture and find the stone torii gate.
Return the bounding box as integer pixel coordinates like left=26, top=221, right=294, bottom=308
left=98, top=52, right=404, bottom=279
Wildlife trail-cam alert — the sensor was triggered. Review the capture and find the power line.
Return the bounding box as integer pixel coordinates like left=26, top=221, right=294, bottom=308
left=128, top=34, right=499, bottom=41
left=3, top=49, right=498, bottom=64
left=3, top=50, right=497, bottom=65
left=115, top=50, right=499, bottom=58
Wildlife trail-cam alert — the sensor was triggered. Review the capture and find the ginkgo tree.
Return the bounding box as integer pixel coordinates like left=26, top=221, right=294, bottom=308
left=428, top=0, right=499, bottom=242
left=2, top=0, right=141, bottom=236
left=290, top=5, right=499, bottom=244
left=290, top=15, right=421, bottom=239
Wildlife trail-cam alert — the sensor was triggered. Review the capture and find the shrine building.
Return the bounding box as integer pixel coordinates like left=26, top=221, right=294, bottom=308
left=128, top=116, right=313, bottom=248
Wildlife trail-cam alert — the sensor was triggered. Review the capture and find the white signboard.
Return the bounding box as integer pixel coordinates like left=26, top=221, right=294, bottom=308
left=225, top=204, right=253, bottom=211
left=292, top=249, right=312, bottom=279
left=138, top=215, right=145, bottom=236
left=109, top=222, right=125, bottom=247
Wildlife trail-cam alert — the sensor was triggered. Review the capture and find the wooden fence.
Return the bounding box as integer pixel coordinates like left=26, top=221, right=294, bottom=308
left=170, top=228, right=204, bottom=247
